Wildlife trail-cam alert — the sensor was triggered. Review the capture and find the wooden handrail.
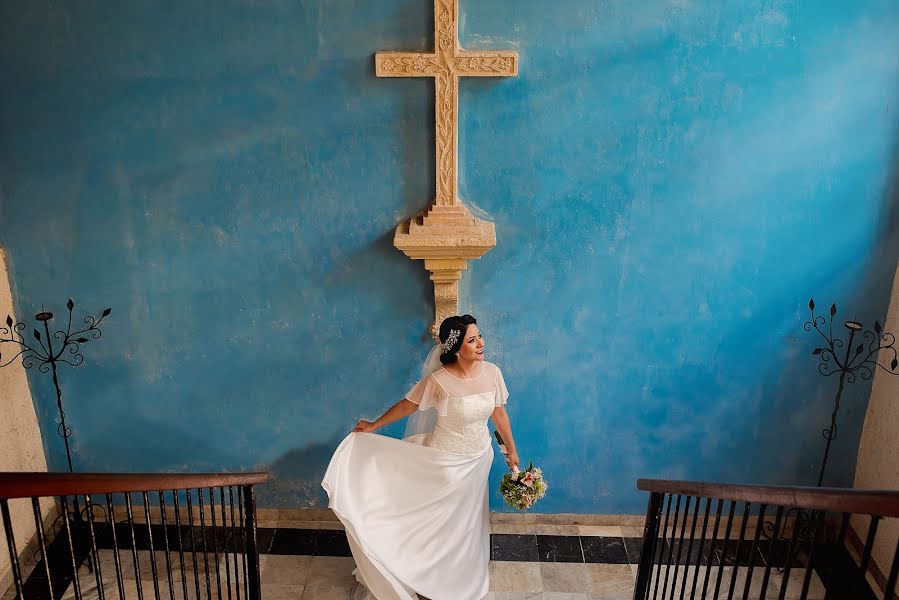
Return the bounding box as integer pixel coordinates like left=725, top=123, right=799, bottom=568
left=637, top=478, right=899, bottom=518
left=0, top=472, right=269, bottom=499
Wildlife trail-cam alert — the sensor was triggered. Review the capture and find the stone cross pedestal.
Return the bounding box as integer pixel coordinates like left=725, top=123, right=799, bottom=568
left=376, top=0, right=518, bottom=336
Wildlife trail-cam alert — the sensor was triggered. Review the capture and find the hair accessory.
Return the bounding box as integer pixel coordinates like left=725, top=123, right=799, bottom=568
left=441, top=329, right=460, bottom=354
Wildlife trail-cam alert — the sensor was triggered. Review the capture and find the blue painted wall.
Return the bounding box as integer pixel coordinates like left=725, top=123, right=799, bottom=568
left=1, top=1, right=898, bottom=513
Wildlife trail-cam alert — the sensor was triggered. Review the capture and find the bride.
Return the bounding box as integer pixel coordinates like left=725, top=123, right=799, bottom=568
left=321, top=314, right=520, bottom=600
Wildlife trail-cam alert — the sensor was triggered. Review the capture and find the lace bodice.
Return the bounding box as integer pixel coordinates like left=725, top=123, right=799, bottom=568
left=404, top=362, right=509, bottom=455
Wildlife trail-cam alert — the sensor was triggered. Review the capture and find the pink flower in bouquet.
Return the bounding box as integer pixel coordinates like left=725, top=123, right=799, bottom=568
left=521, top=472, right=535, bottom=487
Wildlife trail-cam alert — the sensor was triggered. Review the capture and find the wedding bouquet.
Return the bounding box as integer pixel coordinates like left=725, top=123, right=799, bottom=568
left=494, top=431, right=548, bottom=510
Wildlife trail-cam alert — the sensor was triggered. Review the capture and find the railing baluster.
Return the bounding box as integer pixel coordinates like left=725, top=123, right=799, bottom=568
left=854, top=515, right=879, bottom=599
left=32, top=496, right=55, bottom=599
left=726, top=502, right=752, bottom=600
left=238, top=486, right=250, bottom=600
left=125, top=492, right=145, bottom=600
left=713, top=500, right=737, bottom=600
left=700, top=499, right=724, bottom=600
left=776, top=511, right=815, bottom=600
left=794, top=510, right=824, bottom=600
left=823, top=512, right=849, bottom=600
left=652, top=493, right=673, bottom=600
left=106, top=494, right=126, bottom=600
left=229, top=486, right=242, bottom=600
left=209, top=488, right=224, bottom=599
left=662, top=495, right=684, bottom=599
left=84, top=494, right=106, bottom=600
left=635, top=491, right=664, bottom=600
left=673, top=496, right=692, bottom=599
left=142, top=491, right=161, bottom=600
left=884, top=534, right=899, bottom=600
left=636, top=492, right=664, bottom=600
left=159, top=491, right=176, bottom=600
left=758, top=506, right=783, bottom=599
left=689, top=497, right=712, bottom=600
left=1, top=498, right=25, bottom=600
left=242, top=485, right=261, bottom=600
left=680, top=495, right=701, bottom=599
left=0, top=473, right=265, bottom=600
left=172, top=490, right=191, bottom=600
left=60, top=495, right=84, bottom=600
left=198, top=487, right=213, bottom=600
left=740, top=504, right=766, bottom=600
left=219, top=487, right=233, bottom=600
left=630, top=480, right=899, bottom=600
left=187, top=489, right=204, bottom=600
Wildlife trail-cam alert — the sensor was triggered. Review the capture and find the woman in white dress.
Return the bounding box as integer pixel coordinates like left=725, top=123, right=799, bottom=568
left=321, top=315, right=520, bottom=600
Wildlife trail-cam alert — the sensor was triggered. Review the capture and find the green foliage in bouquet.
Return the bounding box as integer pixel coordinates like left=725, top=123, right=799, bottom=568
left=493, top=430, right=548, bottom=510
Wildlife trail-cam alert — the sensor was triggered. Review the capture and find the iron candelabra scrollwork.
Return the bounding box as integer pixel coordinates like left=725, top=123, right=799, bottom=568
left=803, top=297, right=898, bottom=487
left=0, top=298, right=111, bottom=473
left=761, top=298, right=899, bottom=565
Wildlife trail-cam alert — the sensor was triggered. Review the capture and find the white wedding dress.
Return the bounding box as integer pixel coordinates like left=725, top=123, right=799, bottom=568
left=321, top=361, right=509, bottom=600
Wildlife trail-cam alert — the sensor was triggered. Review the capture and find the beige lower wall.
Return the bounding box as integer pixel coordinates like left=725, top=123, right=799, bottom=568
left=0, top=248, right=52, bottom=592
left=854, top=259, right=899, bottom=585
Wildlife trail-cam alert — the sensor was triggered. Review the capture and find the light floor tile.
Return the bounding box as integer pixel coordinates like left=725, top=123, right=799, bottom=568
left=587, top=563, right=634, bottom=598
left=540, top=563, right=590, bottom=593
left=579, top=526, right=623, bottom=537
left=278, top=520, right=322, bottom=529
left=309, top=556, right=356, bottom=579
left=536, top=524, right=581, bottom=535
left=492, top=523, right=536, bottom=535
left=492, top=561, right=543, bottom=592
left=260, top=554, right=313, bottom=585
left=492, top=513, right=538, bottom=524
left=257, top=520, right=280, bottom=528
left=776, top=569, right=826, bottom=600
left=262, top=583, right=305, bottom=599
left=300, top=578, right=355, bottom=599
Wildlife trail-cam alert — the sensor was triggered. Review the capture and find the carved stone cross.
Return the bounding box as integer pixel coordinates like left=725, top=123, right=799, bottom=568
left=376, top=0, right=518, bottom=336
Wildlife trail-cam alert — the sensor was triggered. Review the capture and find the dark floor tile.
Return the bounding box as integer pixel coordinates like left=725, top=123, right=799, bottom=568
left=666, top=538, right=716, bottom=566
left=581, top=536, right=627, bottom=564
left=623, top=537, right=644, bottom=564
left=255, top=528, right=276, bottom=554
left=536, top=535, right=584, bottom=563
left=315, top=530, right=351, bottom=557
left=490, top=534, right=539, bottom=562
left=229, top=527, right=276, bottom=554
left=754, top=539, right=803, bottom=568
left=717, top=539, right=765, bottom=566
left=268, top=528, right=317, bottom=555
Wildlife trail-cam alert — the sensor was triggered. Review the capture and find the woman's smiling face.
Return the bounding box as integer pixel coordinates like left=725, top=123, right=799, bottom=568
left=457, top=324, right=485, bottom=362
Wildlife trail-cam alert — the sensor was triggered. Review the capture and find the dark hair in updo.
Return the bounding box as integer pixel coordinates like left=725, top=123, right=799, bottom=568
left=438, top=314, right=477, bottom=365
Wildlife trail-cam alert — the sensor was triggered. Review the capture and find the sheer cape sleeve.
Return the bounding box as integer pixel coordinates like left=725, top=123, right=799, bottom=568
left=404, top=375, right=450, bottom=416
left=494, top=363, right=509, bottom=406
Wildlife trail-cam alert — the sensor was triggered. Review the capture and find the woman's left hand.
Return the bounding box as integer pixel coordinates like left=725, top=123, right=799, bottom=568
left=505, top=451, right=520, bottom=471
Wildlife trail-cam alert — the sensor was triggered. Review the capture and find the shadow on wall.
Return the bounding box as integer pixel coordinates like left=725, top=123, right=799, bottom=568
left=255, top=435, right=344, bottom=508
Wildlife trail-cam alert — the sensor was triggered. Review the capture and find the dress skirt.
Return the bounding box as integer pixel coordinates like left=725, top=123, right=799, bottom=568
left=321, top=432, right=493, bottom=600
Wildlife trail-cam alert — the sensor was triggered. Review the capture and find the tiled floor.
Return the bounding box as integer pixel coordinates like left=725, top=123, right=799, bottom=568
left=2, top=522, right=835, bottom=600
left=43, top=552, right=831, bottom=599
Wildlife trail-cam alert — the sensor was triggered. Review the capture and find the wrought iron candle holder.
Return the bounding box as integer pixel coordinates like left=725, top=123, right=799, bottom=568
left=804, top=298, right=898, bottom=487
left=761, top=298, right=899, bottom=564
left=0, top=299, right=111, bottom=473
